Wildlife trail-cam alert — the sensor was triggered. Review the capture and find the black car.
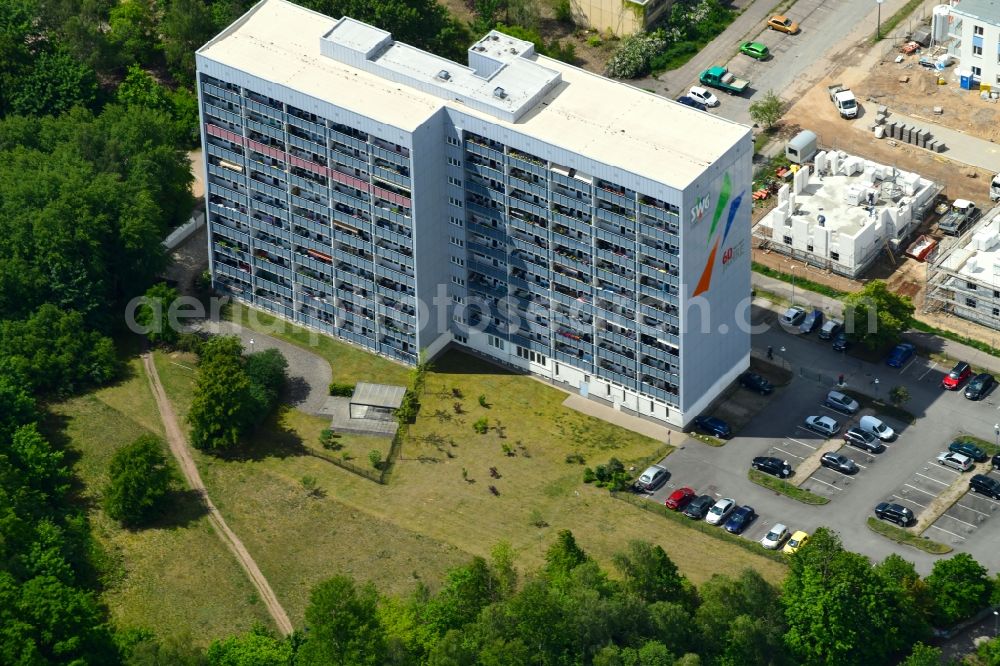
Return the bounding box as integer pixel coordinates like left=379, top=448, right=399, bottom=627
left=993, top=454, right=1000, bottom=471
left=843, top=427, right=885, bottom=454
left=723, top=505, right=757, bottom=535
left=875, top=502, right=914, bottom=526
left=820, top=452, right=859, bottom=474
left=799, top=308, right=823, bottom=334
left=683, top=494, right=715, bottom=520
left=752, top=456, right=792, bottom=478
left=693, top=416, right=732, bottom=439
left=949, top=440, right=988, bottom=463
left=739, top=371, right=774, bottom=395
left=677, top=95, right=707, bottom=111
left=832, top=331, right=851, bottom=352
left=970, top=474, right=1000, bottom=500
left=964, top=373, right=996, bottom=400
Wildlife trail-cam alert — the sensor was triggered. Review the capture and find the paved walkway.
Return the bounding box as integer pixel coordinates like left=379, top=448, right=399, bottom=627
left=142, top=353, right=294, bottom=635
left=854, top=110, right=1000, bottom=173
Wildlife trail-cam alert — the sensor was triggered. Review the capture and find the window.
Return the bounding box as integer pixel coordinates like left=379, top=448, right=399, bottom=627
left=830, top=251, right=840, bottom=261
left=973, top=45, right=983, bottom=56
left=993, top=308, right=1000, bottom=317
left=607, top=384, right=612, bottom=396
left=449, top=197, right=464, bottom=208
left=454, top=334, right=468, bottom=344
left=448, top=176, right=462, bottom=187
left=974, top=25, right=984, bottom=35
left=968, top=281, right=978, bottom=290
left=806, top=244, right=814, bottom=252
left=446, top=136, right=460, bottom=146
left=450, top=216, right=464, bottom=227
left=449, top=236, right=464, bottom=247
left=783, top=235, right=793, bottom=245
left=488, top=335, right=504, bottom=350
left=447, top=157, right=461, bottom=166
left=972, top=66, right=982, bottom=76
left=967, top=297, right=978, bottom=308
left=450, top=256, right=465, bottom=267
left=555, top=363, right=560, bottom=376
left=650, top=400, right=655, bottom=414
left=451, top=276, right=465, bottom=286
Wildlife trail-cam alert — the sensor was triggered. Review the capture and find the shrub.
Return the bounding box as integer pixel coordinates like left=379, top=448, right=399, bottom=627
left=174, top=332, right=204, bottom=354
left=565, top=452, right=586, bottom=464
left=473, top=417, right=489, bottom=434
left=368, top=449, right=382, bottom=470
left=555, top=0, right=573, bottom=23
left=583, top=467, right=596, bottom=483
left=605, top=32, right=666, bottom=79
left=586, top=35, right=602, bottom=47
left=103, top=434, right=175, bottom=526
left=478, top=394, right=489, bottom=408
left=319, top=428, right=341, bottom=451
left=329, top=382, right=355, bottom=397
left=397, top=390, right=419, bottom=424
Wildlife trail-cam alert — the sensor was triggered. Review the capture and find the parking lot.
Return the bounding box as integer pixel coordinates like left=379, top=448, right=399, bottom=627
left=924, top=469, right=1000, bottom=547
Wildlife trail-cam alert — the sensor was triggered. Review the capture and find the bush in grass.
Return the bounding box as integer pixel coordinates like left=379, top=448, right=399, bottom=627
left=368, top=449, right=382, bottom=470
left=329, top=382, right=355, bottom=397
left=605, top=32, right=666, bottom=79
left=473, top=417, right=489, bottom=434
left=396, top=391, right=419, bottom=424
left=478, top=394, right=489, bottom=408
left=583, top=467, right=596, bottom=483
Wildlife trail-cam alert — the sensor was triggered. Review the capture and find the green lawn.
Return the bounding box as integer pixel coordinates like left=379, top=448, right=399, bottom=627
left=224, top=303, right=411, bottom=386
left=50, top=358, right=270, bottom=647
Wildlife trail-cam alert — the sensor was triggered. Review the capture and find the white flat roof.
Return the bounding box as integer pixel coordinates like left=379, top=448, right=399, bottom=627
left=941, top=208, right=1000, bottom=279
left=197, top=0, right=749, bottom=188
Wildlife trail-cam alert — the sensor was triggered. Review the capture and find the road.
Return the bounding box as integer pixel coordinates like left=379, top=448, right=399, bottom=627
left=654, top=0, right=921, bottom=125
left=142, top=352, right=294, bottom=635
left=641, top=300, right=1000, bottom=576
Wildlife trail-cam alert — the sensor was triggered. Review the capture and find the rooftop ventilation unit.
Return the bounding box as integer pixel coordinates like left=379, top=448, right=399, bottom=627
left=493, top=87, right=507, bottom=99
left=436, top=70, right=451, bottom=81
left=490, top=34, right=499, bottom=41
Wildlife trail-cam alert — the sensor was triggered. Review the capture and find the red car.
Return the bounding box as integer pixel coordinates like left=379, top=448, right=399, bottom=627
left=942, top=361, right=972, bottom=390
left=664, top=487, right=696, bottom=511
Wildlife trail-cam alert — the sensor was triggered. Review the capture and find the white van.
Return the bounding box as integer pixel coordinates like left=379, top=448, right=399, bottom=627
left=859, top=415, right=895, bottom=442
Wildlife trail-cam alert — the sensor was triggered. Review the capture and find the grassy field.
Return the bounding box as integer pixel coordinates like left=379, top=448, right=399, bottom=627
left=50, top=358, right=270, bottom=647
left=224, top=303, right=411, bottom=386
left=150, top=347, right=786, bottom=623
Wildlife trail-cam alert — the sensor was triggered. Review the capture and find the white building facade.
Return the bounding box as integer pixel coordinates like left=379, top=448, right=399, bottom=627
left=196, top=0, right=753, bottom=427
left=951, top=0, right=1000, bottom=86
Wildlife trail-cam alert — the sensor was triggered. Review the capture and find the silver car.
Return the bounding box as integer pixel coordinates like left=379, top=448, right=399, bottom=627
left=825, top=390, right=859, bottom=415
left=937, top=451, right=974, bottom=472
left=804, top=415, right=840, bottom=437
left=705, top=498, right=736, bottom=526
left=760, top=523, right=789, bottom=550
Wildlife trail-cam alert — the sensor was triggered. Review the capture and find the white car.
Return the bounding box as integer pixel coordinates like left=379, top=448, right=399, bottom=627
left=760, top=523, right=789, bottom=550
left=706, top=498, right=736, bottom=525
left=804, top=415, right=840, bottom=437
left=859, top=415, right=895, bottom=442
left=937, top=451, right=974, bottom=472
left=687, top=86, right=720, bottom=108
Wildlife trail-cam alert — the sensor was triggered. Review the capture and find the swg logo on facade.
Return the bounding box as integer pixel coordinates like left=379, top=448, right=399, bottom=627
left=690, top=196, right=710, bottom=225
left=693, top=172, right=746, bottom=297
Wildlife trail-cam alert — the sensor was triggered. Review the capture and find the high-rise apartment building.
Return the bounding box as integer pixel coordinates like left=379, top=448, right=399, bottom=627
left=196, top=0, right=752, bottom=427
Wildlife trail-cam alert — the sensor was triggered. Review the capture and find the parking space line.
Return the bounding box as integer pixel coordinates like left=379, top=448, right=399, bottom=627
left=796, top=426, right=829, bottom=438
left=787, top=437, right=817, bottom=450
left=970, top=494, right=1000, bottom=507
left=892, top=494, right=928, bottom=509
left=771, top=447, right=805, bottom=460
left=901, top=358, right=917, bottom=374
left=930, top=463, right=960, bottom=476
left=957, top=503, right=991, bottom=517
left=914, top=472, right=950, bottom=486
left=807, top=477, right=843, bottom=490
left=939, top=513, right=977, bottom=529
left=928, top=524, right=967, bottom=540
left=903, top=483, right=938, bottom=497
left=820, top=406, right=849, bottom=417
left=918, top=361, right=938, bottom=380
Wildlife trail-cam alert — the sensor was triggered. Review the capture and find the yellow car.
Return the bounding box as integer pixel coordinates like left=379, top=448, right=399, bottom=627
left=767, top=14, right=800, bottom=34
left=782, top=530, right=810, bottom=555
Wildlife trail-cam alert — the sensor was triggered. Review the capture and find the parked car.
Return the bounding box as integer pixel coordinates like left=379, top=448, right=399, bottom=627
left=683, top=494, right=715, bottom=520
left=724, top=505, right=757, bottom=534
left=970, top=474, right=1000, bottom=499
left=752, top=456, right=792, bottom=478
left=819, top=319, right=843, bottom=340
left=706, top=498, right=736, bottom=525
left=885, top=343, right=916, bottom=368
left=993, top=454, right=1000, bottom=471
left=635, top=465, right=668, bottom=491
left=859, top=415, right=896, bottom=442
left=783, top=530, right=810, bottom=554
left=739, top=41, right=770, bottom=60
left=767, top=14, right=800, bottom=33
left=693, top=415, right=732, bottom=439
left=875, top=502, right=914, bottom=526
left=739, top=371, right=774, bottom=395
left=781, top=306, right=806, bottom=327
left=799, top=308, right=824, bottom=334
left=942, top=361, right=973, bottom=390
left=760, top=523, right=789, bottom=550
left=964, top=372, right=996, bottom=400
left=820, top=452, right=859, bottom=474
left=686, top=86, right=719, bottom=107
left=664, top=487, right=696, bottom=511
left=677, top=95, right=707, bottom=111
left=949, top=440, right=988, bottom=463
left=832, top=331, right=851, bottom=352
left=937, top=451, right=974, bottom=472
left=844, top=427, right=885, bottom=453
left=804, top=415, right=840, bottom=437
left=825, top=390, right=859, bottom=415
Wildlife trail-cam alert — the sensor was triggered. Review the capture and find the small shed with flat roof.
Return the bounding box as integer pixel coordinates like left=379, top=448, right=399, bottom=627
left=349, top=382, right=406, bottom=421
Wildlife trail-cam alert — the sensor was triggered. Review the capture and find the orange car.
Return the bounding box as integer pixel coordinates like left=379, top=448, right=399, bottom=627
left=767, top=14, right=800, bottom=34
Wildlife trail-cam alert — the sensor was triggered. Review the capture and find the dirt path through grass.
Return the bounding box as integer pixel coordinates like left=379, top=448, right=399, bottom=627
left=142, top=352, right=294, bottom=636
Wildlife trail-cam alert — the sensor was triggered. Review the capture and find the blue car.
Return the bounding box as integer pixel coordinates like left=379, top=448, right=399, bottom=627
left=885, top=343, right=915, bottom=368
left=677, top=95, right=707, bottom=111
left=693, top=416, right=732, bottom=439
left=724, top=505, right=757, bottom=534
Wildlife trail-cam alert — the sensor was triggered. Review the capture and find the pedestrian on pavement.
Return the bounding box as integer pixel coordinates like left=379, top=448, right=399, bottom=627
left=767, top=345, right=773, bottom=360
left=838, top=374, right=845, bottom=386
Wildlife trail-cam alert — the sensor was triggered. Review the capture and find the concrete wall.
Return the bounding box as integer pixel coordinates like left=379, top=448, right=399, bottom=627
left=572, top=0, right=674, bottom=35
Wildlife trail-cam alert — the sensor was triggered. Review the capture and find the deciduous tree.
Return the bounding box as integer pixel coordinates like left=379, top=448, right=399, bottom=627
left=298, top=575, right=387, bottom=665
left=103, top=434, right=175, bottom=526
left=206, top=625, right=293, bottom=665
left=188, top=337, right=254, bottom=450
left=843, top=280, right=915, bottom=351
left=749, top=90, right=784, bottom=129
left=925, top=553, right=992, bottom=626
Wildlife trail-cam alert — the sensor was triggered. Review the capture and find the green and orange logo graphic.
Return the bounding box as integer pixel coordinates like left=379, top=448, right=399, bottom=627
left=692, top=173, right=745, bottom=297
